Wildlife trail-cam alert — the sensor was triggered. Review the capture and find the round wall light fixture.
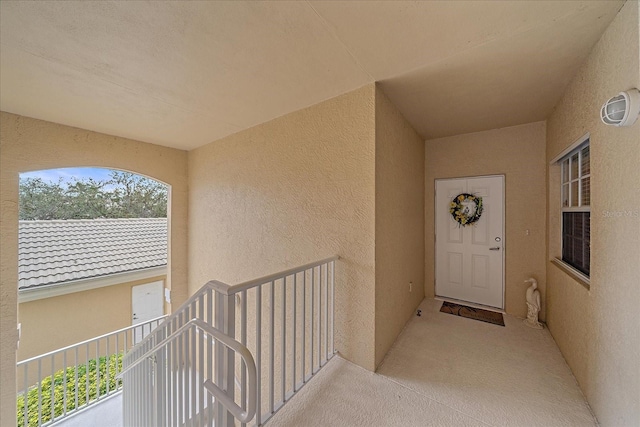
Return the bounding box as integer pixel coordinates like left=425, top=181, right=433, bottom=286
left=600, top=88, right=640, bottom=127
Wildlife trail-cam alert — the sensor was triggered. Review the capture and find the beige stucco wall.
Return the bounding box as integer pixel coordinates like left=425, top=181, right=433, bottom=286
left=0, top=112, right=188, bottom=426
left=17, top=276, right=165, bottom=388
left=545, top=2, right=640, bottom=425
left=425, top=122, right=547, bottom=319
left=188, top=85, right=377, bottom=370
left=374, top=86, right=425, bottom=367
left=17, top=276, right=165, bottom=363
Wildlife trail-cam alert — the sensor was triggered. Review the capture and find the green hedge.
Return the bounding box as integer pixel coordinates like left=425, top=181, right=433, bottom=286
left=17, top=353, right=123, bottom=427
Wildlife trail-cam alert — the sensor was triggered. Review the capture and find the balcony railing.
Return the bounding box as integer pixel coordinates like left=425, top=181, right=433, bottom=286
left=221, top=256, right=339, bottom=425
left=17, top=316, right=166, bottom=427
left=122, top=256, right=338, bottom=426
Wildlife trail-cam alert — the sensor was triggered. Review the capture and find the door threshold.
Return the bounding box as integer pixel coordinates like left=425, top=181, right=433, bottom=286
left=434, top=296, right=505, bottom=314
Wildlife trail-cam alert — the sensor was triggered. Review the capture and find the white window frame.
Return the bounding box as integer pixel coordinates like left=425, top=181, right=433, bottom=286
left=551, top=133, right=591, bottom=285
left=560, top=144, right=590, bottom=211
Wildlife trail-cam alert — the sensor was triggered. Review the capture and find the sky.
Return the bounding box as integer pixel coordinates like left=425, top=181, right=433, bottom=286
left=20, top=167, right=114, bottom=183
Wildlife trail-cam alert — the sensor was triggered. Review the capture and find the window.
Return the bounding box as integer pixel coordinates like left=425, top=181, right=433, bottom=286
left=560, top=141, right=590, bottom=276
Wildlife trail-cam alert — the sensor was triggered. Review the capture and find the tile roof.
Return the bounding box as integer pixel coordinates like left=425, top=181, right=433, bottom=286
left=18, top=218, right=167, bottom=290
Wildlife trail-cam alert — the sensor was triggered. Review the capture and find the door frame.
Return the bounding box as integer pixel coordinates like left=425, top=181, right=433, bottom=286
left=434, top=174, right=506, bottom=309
left=131, top=280, right=165, bottom=326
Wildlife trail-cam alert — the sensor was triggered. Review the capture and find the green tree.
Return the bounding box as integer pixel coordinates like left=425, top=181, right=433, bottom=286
left=18, top=171, right=167, bottom=220
left=64, top=178, right=110, bottom=219
left=107, top=171, right=167, bottom=218
left=19, top=178, right=68, bottom=220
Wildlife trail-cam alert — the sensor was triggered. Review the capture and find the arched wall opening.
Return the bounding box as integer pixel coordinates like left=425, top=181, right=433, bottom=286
left=17, top=167, right=170, bottom=368
left=0, top=112, right=189, bottom=424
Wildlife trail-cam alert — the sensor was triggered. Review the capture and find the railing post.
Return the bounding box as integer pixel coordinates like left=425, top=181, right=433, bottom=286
left=155, top=326, right=165, bottom=427
left=214, top=284, right=236, bottom=427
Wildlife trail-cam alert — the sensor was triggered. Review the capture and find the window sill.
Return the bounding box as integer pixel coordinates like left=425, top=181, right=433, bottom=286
left=551, top=258, right=590, bottom=290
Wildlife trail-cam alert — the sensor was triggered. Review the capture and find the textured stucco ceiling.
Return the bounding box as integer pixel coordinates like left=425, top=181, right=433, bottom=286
left=0, top=1, right=624, bottom=149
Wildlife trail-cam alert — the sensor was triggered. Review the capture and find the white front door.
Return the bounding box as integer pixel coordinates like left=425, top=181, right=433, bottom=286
left=435, top=176, right=505, bottom=309
left=132, top=280, right=164, bottom=343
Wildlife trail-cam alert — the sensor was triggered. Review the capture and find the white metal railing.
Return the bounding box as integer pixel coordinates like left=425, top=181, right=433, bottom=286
left=119, top=318, right=257, bottom=424
left=215, top=256, right=338, bottom=426
left=122, top=256, right=338, bottom=427
left=16, top=316, right=166, bottom=427
left=121, top=281, right=238, bottom=427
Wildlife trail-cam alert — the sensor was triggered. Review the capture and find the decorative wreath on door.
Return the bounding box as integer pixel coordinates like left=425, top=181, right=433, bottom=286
left=449, top=193, right=483, bottom=226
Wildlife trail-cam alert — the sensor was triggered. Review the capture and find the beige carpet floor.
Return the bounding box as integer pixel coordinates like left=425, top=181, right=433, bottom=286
left=269, top=298, right=596, bottom=426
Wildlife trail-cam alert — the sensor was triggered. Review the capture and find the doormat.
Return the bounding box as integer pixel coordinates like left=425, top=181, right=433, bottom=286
left=440, top=301, right=505, bottom=326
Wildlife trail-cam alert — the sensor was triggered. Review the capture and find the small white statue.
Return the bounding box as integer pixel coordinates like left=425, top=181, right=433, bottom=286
left=524, top=278, right=543, bottom=329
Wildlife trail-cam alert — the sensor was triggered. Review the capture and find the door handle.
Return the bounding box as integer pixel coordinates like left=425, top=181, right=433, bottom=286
left=489, top=247, right=501, bottom=251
